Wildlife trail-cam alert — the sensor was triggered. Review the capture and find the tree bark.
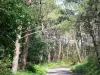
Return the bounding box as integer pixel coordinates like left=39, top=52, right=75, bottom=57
left=87, top=21, right=100, bottom=64
left=58, top=41, right=61, bottom=59
left=75, top=40, right=81, bottom=63
left=67, top=42, right=69, bottom=61
left=12, top=26, right=22, bottom=72
left=21, top=27, right=30, bottom=70
left=48, top=51, right=51, bottom=63
left=90, top=32, right=100, bottom=63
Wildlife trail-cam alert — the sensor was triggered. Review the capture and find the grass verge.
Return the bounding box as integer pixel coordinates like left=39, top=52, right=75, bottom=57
left=17, top=61, right=70, bottom=75
left=71, top=55, right=100, bottom=75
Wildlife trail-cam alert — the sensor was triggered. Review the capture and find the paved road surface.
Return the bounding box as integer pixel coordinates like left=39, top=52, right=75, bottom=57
left=47, top=67, right=78, bottom=75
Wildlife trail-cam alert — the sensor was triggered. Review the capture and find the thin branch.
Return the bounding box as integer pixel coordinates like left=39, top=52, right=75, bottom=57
left=22, top=29, right=35, bottom=34
left=6, top=35, right=15, bottom=44
left=21, top=32, right=35, bottom=39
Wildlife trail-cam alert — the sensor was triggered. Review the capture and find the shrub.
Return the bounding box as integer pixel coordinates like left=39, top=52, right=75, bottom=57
left=71, top=55, right=100, bottom=75
left=0, top=60, right=13, bottom=75
left=26, top=64, right=36, bottom=72
left=33, top=65, right=46, bottom=75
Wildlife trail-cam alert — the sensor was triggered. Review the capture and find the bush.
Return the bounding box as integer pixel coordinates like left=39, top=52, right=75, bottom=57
left=33, top=65, right=46, bottom=75
left=17, top=61, right=68, bottom=75
left=17, top=64, right=47, bottom=75
left=17, top=71, right=35, bottom=75
left=0, top=60, right=13, bottom=75
left=26, top=64, right=36, bottom=72
left=71, top=55, right=100, bottom=75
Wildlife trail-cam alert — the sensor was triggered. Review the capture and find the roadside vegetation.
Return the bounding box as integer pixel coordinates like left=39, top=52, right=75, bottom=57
left=0, top=0, right=100, bottom=75
left=0, top=59, right=69, bottom=75
left=17, top=61, right=69, bottom=75
left=71, top=55, right=100, bottom=75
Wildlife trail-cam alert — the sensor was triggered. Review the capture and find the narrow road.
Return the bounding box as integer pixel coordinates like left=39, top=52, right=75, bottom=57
left=47, top=66, right=78, bottom=75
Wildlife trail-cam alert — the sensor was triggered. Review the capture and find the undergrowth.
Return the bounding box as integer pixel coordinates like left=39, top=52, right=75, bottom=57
left=0, top=60, right=71, bottom=75
left=0, top=59, right=13, bottom=75
left=17, top=61, right=69, bottom=75
left=71, top=55, right=100, bottom=75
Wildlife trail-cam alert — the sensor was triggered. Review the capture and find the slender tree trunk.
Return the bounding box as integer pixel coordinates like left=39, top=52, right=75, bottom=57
left=12, top=38, right=20, bottom=72
left=75, top=40, right=81, bottom=63
left=48, top=51, right=51, bottom=63
left=67, top=42, right=69, bottom=61
left=53, top=41, right=58, bottom=61
left=58, top=41, right=61, bottom=59
left=12, top=26, right=22, bottom=72
left=87, top=21, right=100, bottom=64
left=46, top=43, right=51, bottom=63
left=21, top=27, right=30, bottom=70
left=62, top=44, right=64, bottom=60
left=53, top=51, right=58, bottom=61
left=90, top=32, right=100, bottom=63
left=53, top=41, right=55, bottom=61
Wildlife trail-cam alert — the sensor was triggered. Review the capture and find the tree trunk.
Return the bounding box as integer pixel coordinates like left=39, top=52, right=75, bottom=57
left=67, top=42, right=69, bottom=61
left=48, top=52, right=51, bottom=63
left=58, top=41, right=61, bottom=59
left=90, top=32, right=100, bottom=63
left=21, top=27, right=30, bottom=70
left=87, top=21, right=100, bottom=64
left=75, top=40, right=81, bottom=63
left=53, top=51, right=57, bottom=61
left=12, top=26, right=22, bottom=72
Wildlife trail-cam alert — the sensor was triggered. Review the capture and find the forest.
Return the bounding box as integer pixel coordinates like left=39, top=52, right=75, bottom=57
left=0, top=0, right=100, bottom=75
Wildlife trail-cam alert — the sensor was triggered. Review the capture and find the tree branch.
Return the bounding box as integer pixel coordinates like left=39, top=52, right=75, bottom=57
left=6, top=35, right=15, bottom=44
left=21, top=32, right=35, bottom=39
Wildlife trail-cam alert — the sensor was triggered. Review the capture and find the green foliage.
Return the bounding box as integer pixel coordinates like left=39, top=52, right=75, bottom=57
left=71, top=55, right=100, bottom=75
left=0, top=60, right=13, bottom=75
left=1, top=0, right=100, bottom=74
left=47, top=9, right=61, bottom=20
left=26, top=64, right=36, bottom=73
left=28, top=36, right=47, bottom=64
left=0, top=0, right=36, bottom=58
left=17, top=64, right=47, bottom=75
left=17, top=61, right=69, bottom=75
left=17, top=71, right=34, bottom=75
left=71, top=62, right=88, bottom=74
left=33, top=65, right=46, bottom=75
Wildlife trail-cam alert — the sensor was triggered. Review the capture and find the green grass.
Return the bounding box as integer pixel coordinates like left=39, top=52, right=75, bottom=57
left=17, top=61, right=70, bottom=75
left=0, top=60, right=71, bottom=75
left=71, top=56, right=100, bottom=75
left=16, top=64, right=46, bottom=75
